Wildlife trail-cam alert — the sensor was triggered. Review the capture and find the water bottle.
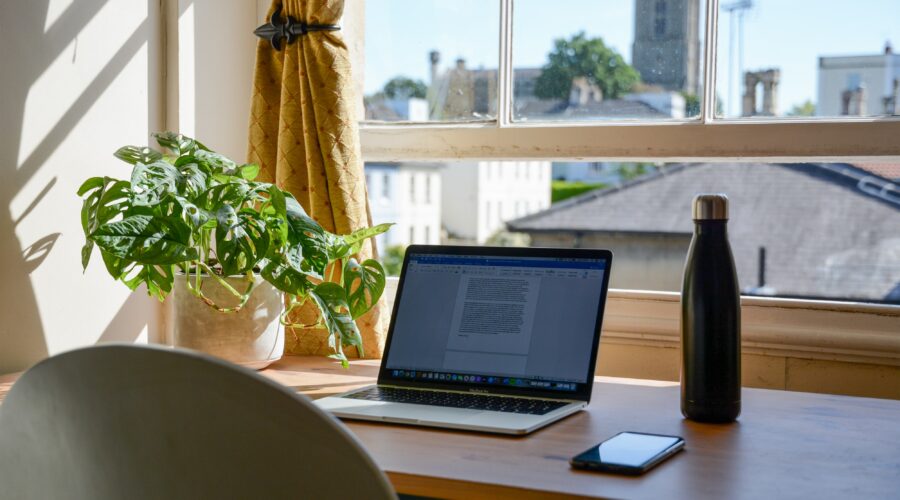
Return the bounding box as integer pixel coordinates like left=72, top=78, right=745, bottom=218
left=681, top=194, right=741, bottom=423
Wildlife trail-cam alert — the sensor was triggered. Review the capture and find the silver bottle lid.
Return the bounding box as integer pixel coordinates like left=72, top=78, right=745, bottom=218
left=692, top=194, right=729, bottom=220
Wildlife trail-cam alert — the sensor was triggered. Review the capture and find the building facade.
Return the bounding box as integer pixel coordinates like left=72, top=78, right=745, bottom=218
left=818, top=44, right=900, bottom=117
left=632, top=0, right=703, bottom=95
left=442, top=161, right=552, bottom=243
left=365, top=163, right=442, bottom=251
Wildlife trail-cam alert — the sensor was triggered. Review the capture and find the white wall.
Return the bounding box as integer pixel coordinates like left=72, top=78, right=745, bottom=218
left=0, top=0, right=164, bottom=372
left=441, top=161, right=480, bottom=240
left=817, top=54, right=900, bottom=117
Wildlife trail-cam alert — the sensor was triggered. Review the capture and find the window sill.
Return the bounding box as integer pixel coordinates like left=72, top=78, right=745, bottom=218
left=383, top=278, right=900, bottom=398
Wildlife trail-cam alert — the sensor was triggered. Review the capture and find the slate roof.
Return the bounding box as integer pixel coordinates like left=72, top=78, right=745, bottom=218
left=508, top=163, right=900, bottom=302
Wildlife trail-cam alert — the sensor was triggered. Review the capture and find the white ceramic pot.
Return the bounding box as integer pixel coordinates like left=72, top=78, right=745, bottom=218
left=171, top=274, right=284, bottom=370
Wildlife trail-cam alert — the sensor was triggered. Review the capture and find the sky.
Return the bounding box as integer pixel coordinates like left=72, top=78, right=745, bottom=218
left=364, top=0, right=900, bottom=116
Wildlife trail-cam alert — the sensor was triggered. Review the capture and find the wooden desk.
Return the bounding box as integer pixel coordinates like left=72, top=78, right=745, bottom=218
left=261, top=356, right=900, bottom=499
left=4, top=356, right=900, bottom=499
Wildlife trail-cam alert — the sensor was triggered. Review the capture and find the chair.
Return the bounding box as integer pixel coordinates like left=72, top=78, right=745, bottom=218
left=0, top=344, right=396, bottom=499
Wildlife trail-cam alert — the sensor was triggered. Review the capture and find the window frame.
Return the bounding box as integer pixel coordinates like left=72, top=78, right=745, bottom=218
left=343, top=0, right=900, bottom=355
left=357, top=0, right=900, bottom=162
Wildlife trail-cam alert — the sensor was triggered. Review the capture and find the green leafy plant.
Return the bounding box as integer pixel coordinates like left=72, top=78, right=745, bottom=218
left=78, top=132, right=391, bottom=365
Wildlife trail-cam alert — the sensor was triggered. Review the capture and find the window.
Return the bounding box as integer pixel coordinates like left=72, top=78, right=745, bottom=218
left=381, top=173, right=390, bottom=198
left=425, top=174, right=432, bottom=204
left=425, top=225, right=431, bottom=243
left=360, top=0, right=900, bottom=308
left=409, top=174, right=416, bottom=203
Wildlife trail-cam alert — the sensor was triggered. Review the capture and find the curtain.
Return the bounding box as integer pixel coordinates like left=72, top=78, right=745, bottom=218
left=248, top=0, right=386, bottom=358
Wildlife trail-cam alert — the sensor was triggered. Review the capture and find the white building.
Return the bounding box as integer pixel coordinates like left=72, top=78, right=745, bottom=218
left=364, top=163, right=442, bottom=251
left=817, top=43, right=900, bottom=117
left=442, top=161, right=552, bottom=243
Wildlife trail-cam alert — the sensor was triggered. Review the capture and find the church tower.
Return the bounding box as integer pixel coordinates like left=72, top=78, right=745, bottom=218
left=632, top=0, right=702, bottom=96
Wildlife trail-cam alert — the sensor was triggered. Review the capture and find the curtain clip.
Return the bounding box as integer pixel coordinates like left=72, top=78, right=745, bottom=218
left=254, top=7, right=341, bottom=51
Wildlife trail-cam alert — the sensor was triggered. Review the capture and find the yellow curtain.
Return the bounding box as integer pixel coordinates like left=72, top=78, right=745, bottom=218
left=248, top=0, right=386, bottom=358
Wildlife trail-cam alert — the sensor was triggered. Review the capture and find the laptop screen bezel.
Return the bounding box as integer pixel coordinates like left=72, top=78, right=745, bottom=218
left=376, top=245, right=613, bottom=402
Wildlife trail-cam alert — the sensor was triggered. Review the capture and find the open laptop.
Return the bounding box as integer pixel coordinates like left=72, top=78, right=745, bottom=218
left=315, top=245, right=613, bottom=435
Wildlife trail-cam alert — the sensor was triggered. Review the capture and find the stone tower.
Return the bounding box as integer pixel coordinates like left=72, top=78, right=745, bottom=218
left=632, top=0, right=702, bottom=96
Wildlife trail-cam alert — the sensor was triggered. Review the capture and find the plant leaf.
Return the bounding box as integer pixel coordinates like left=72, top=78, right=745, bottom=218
left=309, top=282, right=363, bottom=355
left=113, top=146, right=164, bottom=165
left=216, top=210, right=269, bottom=276
left=92, top=215, right=197, bottom=265
left=130, top=160, right=182, bottom=206
left=343, top=258, right=386, bottom=319
left=153, top=132, right=207, bottom=156
left=237, top=163, right=260, bottom=181
left=329, top=223, right=393, bottom=260
left=284, top=197, right=330, bottom=278
left=79, top=177, right=131, bottom=270
left=261, top=260, right=312, bottom=296
left=121, top=263, right=174, bottom=301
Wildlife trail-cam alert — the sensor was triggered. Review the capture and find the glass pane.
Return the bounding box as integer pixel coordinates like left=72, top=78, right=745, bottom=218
left=716, top=0, right=900, bottom=119
left=512, top=0, right=705, bottom=122
left=367, top=160, right=900, bottom=305
left=363, top=0, right=500, bottom=122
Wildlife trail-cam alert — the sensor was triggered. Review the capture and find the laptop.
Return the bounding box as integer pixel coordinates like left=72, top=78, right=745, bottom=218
left=315, top=245, right=613, bottom=435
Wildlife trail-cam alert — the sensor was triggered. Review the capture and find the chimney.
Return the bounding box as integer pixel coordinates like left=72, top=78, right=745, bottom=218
left=455, top=57, right=466, bottom=71
left=886, top=40, right=893, bottom=55
left=429, top=50, right=440, bottom=83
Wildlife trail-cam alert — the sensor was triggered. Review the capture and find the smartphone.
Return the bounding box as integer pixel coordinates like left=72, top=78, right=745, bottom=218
left=570, top=431, right=684, bottom=475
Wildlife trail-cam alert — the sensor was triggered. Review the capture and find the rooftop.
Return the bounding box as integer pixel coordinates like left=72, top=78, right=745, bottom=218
left=509, top=163, right=900, bottom=302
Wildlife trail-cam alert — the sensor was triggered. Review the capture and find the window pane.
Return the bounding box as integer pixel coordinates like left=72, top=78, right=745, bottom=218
left=364, top=0, right=500, bottom=122
left=716, top=0, right=900, bottom=119
left=512, top=0, right=705, bottom=122
left=367, top=160, right=900, bottom=305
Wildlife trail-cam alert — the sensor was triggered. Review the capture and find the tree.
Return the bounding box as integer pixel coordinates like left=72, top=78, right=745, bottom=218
left=534, top=32, right=640, bottom=101
left=788, top=100, right=816, bottom=117
left=383, top=76, right=427, bottom=100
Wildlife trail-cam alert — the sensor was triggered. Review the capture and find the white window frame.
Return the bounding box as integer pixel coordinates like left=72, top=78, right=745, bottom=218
left=348, top=0, right=900, bottom=365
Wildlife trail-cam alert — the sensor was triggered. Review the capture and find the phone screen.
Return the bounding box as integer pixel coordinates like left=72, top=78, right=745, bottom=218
left=571, top=432, right=683, bottom=472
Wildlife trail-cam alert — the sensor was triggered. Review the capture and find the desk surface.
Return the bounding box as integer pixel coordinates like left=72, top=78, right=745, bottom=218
left=3, top=356, right=900, bottom=499
left=259, top=356, right=900, bottom=500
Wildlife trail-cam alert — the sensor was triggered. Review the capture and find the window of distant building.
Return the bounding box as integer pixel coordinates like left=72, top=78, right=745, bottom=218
left=409, top=174, right=416, bottom=203
left=425, top=174, right=432, bottom=204
left=381, top=173, right=389, bottom=198
left=654, top=1, right=666, bottom=37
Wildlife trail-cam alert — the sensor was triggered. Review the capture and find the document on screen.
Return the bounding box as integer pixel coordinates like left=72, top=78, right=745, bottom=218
left=444, top=274, right=540, bottom=370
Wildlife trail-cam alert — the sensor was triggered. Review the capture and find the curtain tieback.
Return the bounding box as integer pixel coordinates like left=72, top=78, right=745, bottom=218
left=254, top=6, right=340, bottom=50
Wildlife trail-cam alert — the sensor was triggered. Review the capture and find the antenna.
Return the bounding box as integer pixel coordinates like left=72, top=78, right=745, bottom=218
left=722, top=0, right=754, bottom=117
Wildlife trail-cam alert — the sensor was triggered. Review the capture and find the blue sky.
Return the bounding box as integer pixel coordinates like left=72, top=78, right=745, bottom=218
left=364, top=0, right=900, bottom=115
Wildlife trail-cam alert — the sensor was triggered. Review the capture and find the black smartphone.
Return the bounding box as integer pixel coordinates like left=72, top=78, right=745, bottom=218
left=570, top=431, right=685, bottom=475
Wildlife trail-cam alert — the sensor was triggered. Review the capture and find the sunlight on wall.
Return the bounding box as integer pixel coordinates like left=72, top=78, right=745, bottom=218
left=0, top=0, right=163, bottom=372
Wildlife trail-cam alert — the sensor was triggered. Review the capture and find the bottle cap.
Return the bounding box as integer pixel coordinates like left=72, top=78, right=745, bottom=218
left=692, top=194, right=729, bottom=220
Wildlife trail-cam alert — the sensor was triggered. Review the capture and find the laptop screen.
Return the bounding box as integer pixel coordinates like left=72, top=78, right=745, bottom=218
left=380, top=246, right=612, bottom=401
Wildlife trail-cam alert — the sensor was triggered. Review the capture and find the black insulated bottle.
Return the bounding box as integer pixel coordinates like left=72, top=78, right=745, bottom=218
left=681, top=194, right=741, bottom=423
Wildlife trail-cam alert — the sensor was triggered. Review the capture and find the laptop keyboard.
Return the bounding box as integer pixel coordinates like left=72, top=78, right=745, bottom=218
left=344, top=386, right=568, bottom=415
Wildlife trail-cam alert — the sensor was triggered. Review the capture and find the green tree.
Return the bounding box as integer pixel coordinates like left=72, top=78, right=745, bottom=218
left=381, top=244, right=407, bottom=276
left=615, top=162, right=656, bottom=183
left=681, top=92, right=701, bottom=117
left=534, top=32, right=640, bottom=101
left=788, top=100, right=816, bottom=116
left=383, top=76, right=427, bottom=100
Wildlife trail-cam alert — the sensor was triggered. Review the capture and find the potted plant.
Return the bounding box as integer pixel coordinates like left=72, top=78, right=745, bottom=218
left=78, top=132, right=390, bottom=368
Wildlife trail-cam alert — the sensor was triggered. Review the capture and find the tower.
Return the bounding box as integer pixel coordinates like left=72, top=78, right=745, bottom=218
left=632, top=0, right=702, bottom=96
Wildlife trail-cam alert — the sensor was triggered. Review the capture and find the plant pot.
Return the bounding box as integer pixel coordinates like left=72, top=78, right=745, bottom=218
left=170, top=274, right=284, bottom=370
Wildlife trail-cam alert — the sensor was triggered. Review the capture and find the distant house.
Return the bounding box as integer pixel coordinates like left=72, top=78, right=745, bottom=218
left=443, top=161, right=552, bottom=244
left=818, top=42, right=900, bottom=116
left=507, top=163, right=900, bottom=303
left=365, top=163, right=442, bottom=250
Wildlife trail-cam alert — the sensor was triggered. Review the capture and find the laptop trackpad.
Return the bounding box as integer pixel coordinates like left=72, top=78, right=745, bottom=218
left=378, top=403, right=479, bottom=422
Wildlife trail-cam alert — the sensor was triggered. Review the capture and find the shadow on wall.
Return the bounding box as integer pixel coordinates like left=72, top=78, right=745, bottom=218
left=0, top=0, right=163, bottom=371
